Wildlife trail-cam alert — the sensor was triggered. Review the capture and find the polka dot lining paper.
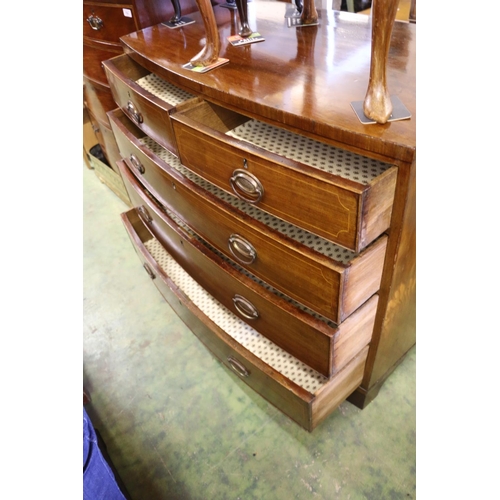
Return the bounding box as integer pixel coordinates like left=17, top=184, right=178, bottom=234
left=139, top=136, right=358, bottom=264
left=144, top=238, right=328, bottom=393
left=136, top=74, right=194, bottom=106
left=227, top=120, right=391, bottom=185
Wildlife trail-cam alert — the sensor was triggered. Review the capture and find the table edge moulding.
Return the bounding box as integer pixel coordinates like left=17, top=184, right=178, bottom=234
left=106, top=0, right=416, bottom=426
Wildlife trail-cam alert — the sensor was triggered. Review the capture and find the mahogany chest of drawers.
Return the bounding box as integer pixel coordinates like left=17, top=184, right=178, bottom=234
left=83, top=0, right=200, bottom=197
left=101, top=2, right=416, bottom=430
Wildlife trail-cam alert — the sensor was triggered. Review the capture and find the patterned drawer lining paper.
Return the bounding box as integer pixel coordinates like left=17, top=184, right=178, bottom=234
left=145, top=238, right=328, bottom=393
left=227, top=120, right=392, bottom=185
left=136, top=74, right=194, bottom=106
left=139, top=136, right=358, bottom=264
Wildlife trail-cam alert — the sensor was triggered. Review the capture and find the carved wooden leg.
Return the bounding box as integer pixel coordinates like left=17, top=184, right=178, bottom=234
left=170, top=0, right=182, bottom=23
left=235, top=0, right=253, bottom=37
left=363, top=0, right=399, bottom=124
left=190, top=0, right=221, bottom=67
left=301, top=0, right=318, bottom=25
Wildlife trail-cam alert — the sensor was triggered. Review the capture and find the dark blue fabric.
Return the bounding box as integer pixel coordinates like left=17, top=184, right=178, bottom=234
left=83, top=408, right=126, bottom=500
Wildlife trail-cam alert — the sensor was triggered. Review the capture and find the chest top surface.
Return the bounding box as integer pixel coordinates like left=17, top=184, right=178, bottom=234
left=120, top=1, right=416, bottom=163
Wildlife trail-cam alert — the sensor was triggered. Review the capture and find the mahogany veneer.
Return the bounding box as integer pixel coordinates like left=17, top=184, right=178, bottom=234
left=104, top=1, right=415, bottom=424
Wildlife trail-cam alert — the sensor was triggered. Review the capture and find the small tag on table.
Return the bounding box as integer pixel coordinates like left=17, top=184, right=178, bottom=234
left=351, top=96, right=412, bottom=124
left=182, top=58, right=230, bottom=73
left=227, top=33, right=265, bottom=46
left=162, top=17, right=195, bottom=29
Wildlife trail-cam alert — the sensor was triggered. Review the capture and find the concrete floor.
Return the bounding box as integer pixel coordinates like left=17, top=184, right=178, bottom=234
left=83, top=164, right=416, bottom=499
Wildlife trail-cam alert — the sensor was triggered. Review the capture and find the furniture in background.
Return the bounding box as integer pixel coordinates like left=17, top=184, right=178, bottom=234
left=83, top=0, right=201, bottom=200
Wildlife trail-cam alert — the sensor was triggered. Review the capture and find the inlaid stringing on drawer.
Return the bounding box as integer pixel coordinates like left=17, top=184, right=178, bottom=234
left=139, top=135, right=359, bottom=264
left=144, top=238, right=328, bottom=393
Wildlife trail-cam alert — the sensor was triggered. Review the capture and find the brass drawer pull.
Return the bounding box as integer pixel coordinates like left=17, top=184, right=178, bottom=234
left=229, top=169, right=264, bottom=204
left=143, top=263, right=155, bottom=280
left=228, top=234, right=256, bottom=265
left=137, top=205, right=153, bottom=224
left=232, top=294, right=259, bottom=320
left=126, top=100, right=143, bottom=124
left=227, top=356, right=249, bottom=378
left=129, top=154, right=145, bottom=174
left=86, top=14, right=103, bottom=30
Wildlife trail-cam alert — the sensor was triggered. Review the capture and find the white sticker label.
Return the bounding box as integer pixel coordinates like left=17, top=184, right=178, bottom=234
left=122, top=8, right=132, bottom=18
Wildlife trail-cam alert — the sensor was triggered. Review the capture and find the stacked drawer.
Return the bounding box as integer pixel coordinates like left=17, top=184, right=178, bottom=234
left=83, top=2, right=137, bottom=164
left=104, top=54, right=397, bottom=431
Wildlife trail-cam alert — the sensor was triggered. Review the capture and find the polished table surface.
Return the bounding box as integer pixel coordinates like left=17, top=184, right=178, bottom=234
left=120, top=1, right=415, bottom=163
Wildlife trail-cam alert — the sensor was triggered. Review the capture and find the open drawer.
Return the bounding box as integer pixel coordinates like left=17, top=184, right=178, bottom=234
left=103, top=53, right=198, bottom=156
left=121, top=208, right=370, bottom=431
left=119, top=170, right=377, bottom=377
left=171, top=100, right=398, bottom=252
left=109, top=108, right=387, bottom=324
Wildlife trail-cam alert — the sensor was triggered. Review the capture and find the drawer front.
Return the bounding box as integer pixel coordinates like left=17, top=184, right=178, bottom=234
left=83, top=3, right=138, bottom=44
left=121, top=208, right=369, bottom=431
left=109, top=109, right=387, bottom=323
left=104, top=54, right=196, bottom=156
left=119, top=161, right=339, bottom=376
left=84, top=78, right=118, bottom=125
left=171, top=102, right=397, bottom=252
left=119, top=158, right=378, bottom=376
left=83, top=41, right=122, bottom=87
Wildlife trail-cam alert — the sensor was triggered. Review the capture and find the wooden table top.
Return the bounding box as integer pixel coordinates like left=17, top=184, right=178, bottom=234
left=120, top=1, right=416, bottom=163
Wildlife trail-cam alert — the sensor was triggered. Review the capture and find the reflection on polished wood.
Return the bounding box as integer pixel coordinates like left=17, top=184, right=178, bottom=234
left=121, top=2, right=415, bottom=160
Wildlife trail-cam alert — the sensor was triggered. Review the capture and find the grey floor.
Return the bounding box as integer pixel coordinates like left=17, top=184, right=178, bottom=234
left=83, top=163, right=416, bottom=499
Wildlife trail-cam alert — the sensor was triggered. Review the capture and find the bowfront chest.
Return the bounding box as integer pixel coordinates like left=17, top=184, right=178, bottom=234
left=102, top=2, right=415, bottom=430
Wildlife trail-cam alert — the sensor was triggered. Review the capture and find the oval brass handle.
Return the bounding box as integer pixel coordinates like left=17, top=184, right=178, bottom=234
left=143, top=263, right=155, bottom=279
left=227, top=356, right=249, bottom=377
left=137, top=205, right=152, bottom=224
left=129, top=154, right=145, bottom=174
left=126, top=100, right=143, bottom=124
left=232, top=294, right=259, bottom=320
left=228, top=234, right=256, bottom=265
left=229, top=169, right=264, bottom=204
left=86, top=14, right=103, bottom=30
